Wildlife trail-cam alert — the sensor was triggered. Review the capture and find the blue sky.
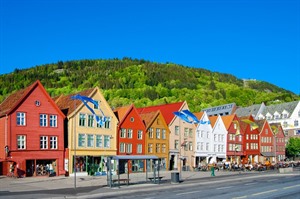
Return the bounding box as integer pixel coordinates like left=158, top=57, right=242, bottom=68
left=1, top=0, right=299, bottom=94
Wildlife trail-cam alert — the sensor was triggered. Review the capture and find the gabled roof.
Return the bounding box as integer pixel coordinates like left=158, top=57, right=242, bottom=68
left=0, top=81, right=37, bottom=117
left=139, top=110, right=161, bottom=129
left=0, top=80, right=64, bottom=118
left=255, top=119, right=266, bottom=132
left=221, top=114, right=236, bottom=130
left=54, top=88, right=95, bottom=117
left=113, top=104, right=133, bottom=122
left=238, top=115, right=254, bottom=131
left=193, top=112, right=204, bottom=120
left=209, top=115, right=218, bottom=127
left=136, top=101, right=185, bottom=125
left=262, top=101, right=299, bottom=115
left=235, top=103, right=264, bottom=118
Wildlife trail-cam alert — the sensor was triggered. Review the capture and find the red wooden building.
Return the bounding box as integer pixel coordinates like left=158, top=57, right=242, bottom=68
left=113, top=104, right=147, bottom=173
left=239, top=115, right=260, bottom=164
left=0, top=80, right=66, bottom=177
left=270, top=123, right=286, bottom=162
left=256, top=119, right=274, bottom=164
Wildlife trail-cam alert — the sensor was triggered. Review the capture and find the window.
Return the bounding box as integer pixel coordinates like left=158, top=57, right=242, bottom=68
left=175, top=140, right=179, bottom=149
left=50, top=136, right=57, bottom=149
left=162, top=129, right=166, bottom=139
left=156, top=128, right=160, bottom=139
left=50, top=115, right=57, bottom=127
left=189, top=142, right=193, bottom=151
left=138, top=130, right=143, bottom=139
left=93, top=100, right=99, bottom=109
left=17, top=112, right=26, bottom=126
left=120, top=143, right=125, bottom=153
left=88, top=115, right=94, bottom=127
left=96, top=135, right=102, bottom=148
left=294, top=120, right=299, bottom=127
left=127, top=129, right=133, bottom=138
left=175, top=126, right=179, bottom=135
left=104, top=117, right=111, bottom=129
left=162, top=144, right=166, bottom=153
left=214, top=134, right=217, bottom=141
left=207, top=131, right=209, bottom=139
left=130, top=117, right=134, bottom=122
left=78, top=134, right=86, bottom=147
left=283, top=121, right=288, bottom=128
left=40, top=114, right=47, bottom=127
left=189, top=128, right=193, bottom=138
left=17, top=135, right=26, bottom=149
left=40, top=136, right=48, bottom=149
left=120, top=128, right=126, bottom=138
left=148, top=144, right=153, bottom=153
left=184, top=128, right=188, bottom=137
left=137, top=144, right=142, bottom=154
left=87, top=134, right=94, bottom=147
left=206, top=143, right=209, bottom=151
left=200, top=131, right=204, bottom=138
left=104, top=135, right=110, bottom=148
left=246, top=143, right=249, bottom=149
left=79, top=113, right=86, bottom=126
left=149, top=128, right=153, bottom=138
left=265, top=129, right=268, bottom=134
left=156, top=143, right=160, bottom=153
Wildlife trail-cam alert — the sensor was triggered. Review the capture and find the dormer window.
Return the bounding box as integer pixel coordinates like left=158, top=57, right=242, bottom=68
left=266, top=113, right=272, bottom=120
left=274, top=112, right=280, bottom=120
left=282, top=110, right=289, bottom=119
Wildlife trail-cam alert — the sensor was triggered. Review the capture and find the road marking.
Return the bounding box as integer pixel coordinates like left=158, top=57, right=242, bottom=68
left=252, top=189, right=278, bottom=196
left=232, top=196, right=247, bottom=199
left=176, top=190, right=202, bottom=195
left=217, top=186, right=233, bottom=190
left=283, top=184, right=300, bottom=189
left=244, top=182, right=256, bottom=186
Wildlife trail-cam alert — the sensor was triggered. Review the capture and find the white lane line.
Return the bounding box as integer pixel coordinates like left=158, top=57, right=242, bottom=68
left=232, top=196, right=247, bottom=199
left=244, top=182, right=256, bottom=186
left=176, top=190, right=202, bottom=195
left=283, top=184, right=300, bottom=189
left=252, top=189, right=278, bottom=196
left=217, top=186, right=233, bottom=190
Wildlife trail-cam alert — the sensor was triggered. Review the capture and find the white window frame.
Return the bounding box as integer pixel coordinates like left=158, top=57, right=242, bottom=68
left=17, top=112, right=26, bottom=126
left=17, top=135, right=26, bottom=149
left=50, top=115, right=57, bottom=127
left=40, top=136, right=48, bottom=149
left=40, top=114, right=48, bottom=127
left=50, top=136, right=58, bottom=149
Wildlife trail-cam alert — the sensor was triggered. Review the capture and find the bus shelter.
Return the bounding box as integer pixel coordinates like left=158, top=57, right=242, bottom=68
left=106, top=155, right=161, bottom=188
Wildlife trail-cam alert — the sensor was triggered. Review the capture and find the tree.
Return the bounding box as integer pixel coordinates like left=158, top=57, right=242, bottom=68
left=286, top=137, right=300, bottom=160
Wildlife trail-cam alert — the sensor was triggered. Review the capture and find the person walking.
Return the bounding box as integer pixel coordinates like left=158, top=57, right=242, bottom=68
left=211, top=164, right=215, bottom=177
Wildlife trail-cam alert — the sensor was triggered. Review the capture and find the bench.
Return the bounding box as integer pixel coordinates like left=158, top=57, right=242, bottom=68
left=112, top=178, right=130, bottom=184
left=148, top=176, right=164, bottom=181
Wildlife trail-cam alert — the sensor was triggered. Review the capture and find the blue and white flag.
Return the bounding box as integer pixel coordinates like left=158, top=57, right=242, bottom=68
left=71, top=94, right=107, bottom=127
left=174, top=109, right=210, bottom=124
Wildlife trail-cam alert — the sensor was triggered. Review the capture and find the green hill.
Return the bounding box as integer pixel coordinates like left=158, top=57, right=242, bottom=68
left=0, top=58, right=299, bottom=112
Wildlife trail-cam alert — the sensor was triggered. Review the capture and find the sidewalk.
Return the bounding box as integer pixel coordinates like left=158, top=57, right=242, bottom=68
left=0, top=169, right=256, bottom=193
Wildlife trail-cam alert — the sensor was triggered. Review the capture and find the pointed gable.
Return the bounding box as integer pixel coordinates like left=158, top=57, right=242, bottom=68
left=140, top=111, right=160, bottom=129
left=209, top=116, right=218, bottom=128
left=137, top=101, right=185, bottom=125
left=221, top=114, right=236, bottom=130
left=114, top=104, right=133, bottom=123
left=54, top=88, right=95, bottom=117
left=0, top=80, right=64, bottom=118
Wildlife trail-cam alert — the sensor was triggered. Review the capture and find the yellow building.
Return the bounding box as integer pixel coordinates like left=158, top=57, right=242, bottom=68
left=55, top=87, right=117, bottom=176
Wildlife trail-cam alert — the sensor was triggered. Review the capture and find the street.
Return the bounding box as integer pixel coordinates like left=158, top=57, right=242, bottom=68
left=0, top=169, right=299, bottom=199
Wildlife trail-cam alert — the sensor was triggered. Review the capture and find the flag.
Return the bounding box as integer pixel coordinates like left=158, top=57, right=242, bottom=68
left=71, top=94, right=107, bottom=127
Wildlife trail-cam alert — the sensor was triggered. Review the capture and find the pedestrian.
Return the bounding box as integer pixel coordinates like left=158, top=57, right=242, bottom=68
left=211, top=164, right=215, bottom=176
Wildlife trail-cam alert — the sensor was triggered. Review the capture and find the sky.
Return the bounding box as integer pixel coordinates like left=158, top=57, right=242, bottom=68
left=0, top=0, right=299, bottom=94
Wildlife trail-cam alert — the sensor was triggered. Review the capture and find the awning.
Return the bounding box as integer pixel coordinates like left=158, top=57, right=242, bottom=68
left=111, top=155, right=158, bottom=160
left=261, top=152, right=275, bottom=157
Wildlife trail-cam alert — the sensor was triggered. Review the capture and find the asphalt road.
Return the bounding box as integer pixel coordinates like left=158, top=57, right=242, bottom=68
left=0, top=168, right=299, bottom=199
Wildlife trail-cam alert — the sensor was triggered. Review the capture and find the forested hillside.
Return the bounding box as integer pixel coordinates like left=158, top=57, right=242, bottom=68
left=0, top=58, right=299, bottom=112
